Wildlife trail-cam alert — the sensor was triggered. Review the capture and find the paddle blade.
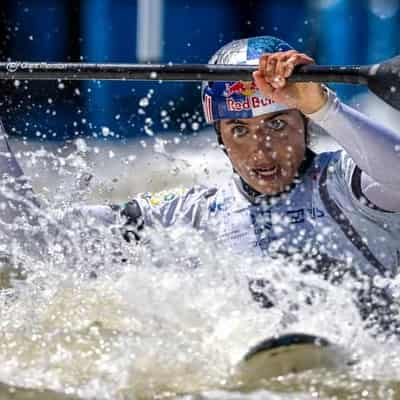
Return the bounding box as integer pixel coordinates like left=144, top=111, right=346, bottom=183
left=367, top=55, right=400, bottom=111
left=233, top=333, right=352, bottom=386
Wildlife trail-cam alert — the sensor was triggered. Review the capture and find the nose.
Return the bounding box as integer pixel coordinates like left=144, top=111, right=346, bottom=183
left=250, top=128, right=274, bottom=158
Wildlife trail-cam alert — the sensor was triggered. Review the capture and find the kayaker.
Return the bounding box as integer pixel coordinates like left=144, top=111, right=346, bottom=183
left=1, top=36, right=400, bottom=336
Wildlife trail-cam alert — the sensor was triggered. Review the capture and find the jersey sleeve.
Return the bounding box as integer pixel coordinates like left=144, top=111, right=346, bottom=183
left=336, top=150, right=400, bottom=233
left=118, top=185, right=216, bottom=240
left=308, top=87, right=400, bottom=212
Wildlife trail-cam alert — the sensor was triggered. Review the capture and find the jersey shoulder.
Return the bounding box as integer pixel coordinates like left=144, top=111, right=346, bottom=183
left=134, top=185, right=217, bottom=227
left=138, top=187, right=192, bottom=207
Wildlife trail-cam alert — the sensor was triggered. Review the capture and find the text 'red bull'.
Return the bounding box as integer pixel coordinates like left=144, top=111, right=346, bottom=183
left=227, top=96, right=274, bottom=111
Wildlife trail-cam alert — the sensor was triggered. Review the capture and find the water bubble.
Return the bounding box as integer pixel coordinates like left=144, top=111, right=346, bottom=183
left=150, top=71, right=158, bottom=79
left=170, top=166, right=180, bottom=175
left=75, top=138, right=88, bottom=153
left=58, top=82, right=65, bottom=90
left=114, top=114, right=121, bottom=120
left=101, top=126, right=111, bottom=137
left=28, top=35, right=33, bottom=41
left=191, top=122, right=200, bottom=131
left=144, top=126, right=154, bottom=136
left=139, top=97, right=149, bottom=107
left=154, top=138, right=167, bottom=154
left=14, top=80, right=20, bottom=88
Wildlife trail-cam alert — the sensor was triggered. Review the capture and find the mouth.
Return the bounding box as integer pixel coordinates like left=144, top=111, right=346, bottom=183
left=252, top=166, right=278, bottom=179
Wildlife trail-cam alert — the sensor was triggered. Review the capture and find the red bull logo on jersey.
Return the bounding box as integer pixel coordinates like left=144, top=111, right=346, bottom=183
left=227, top=96, right=274, bottom=111
left=226, top=81, right=257, bottom=97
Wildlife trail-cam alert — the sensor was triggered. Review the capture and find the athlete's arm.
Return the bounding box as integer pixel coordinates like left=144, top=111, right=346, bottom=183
left=307, top=90, right=400, bottom=212
left=253, top=51, right=400, bottom=212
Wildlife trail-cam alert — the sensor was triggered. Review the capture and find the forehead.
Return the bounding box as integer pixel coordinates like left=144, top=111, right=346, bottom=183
left=220, top=110, right=300, bottom=126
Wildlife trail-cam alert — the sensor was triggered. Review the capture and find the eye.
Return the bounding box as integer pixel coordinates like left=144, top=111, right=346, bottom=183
left=231, top=125, right=249, bottom=137
left=267, top=118, right=287, bottom=130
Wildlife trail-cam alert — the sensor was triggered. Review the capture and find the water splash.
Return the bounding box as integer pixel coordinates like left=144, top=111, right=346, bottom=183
left=0, top=146, right=399, bottom=399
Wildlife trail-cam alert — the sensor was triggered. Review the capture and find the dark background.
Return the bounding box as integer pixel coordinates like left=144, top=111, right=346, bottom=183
left=0, top=0, right=399, bottom=141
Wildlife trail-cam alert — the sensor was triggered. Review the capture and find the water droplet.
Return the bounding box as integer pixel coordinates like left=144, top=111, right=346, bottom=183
left=139, top=97, right=149, bottom=107
left=144, top=126, right=154, bottom=136
left=75, top=138, right=88, bottom=153
left=170, top=166, right=180, bottom=175
left=101, top=126, right=111, bottom=137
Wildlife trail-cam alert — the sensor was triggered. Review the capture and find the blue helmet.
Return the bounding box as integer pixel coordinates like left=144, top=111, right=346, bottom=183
left=202, top=36, right=294, bottom=124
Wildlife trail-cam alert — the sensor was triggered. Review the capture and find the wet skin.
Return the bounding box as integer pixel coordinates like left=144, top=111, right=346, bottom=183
left=219, top=110, right=306, bottom=195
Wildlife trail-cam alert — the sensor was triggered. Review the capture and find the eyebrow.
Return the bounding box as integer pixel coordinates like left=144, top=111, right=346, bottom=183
left=224, top=111, right=289, bottom=126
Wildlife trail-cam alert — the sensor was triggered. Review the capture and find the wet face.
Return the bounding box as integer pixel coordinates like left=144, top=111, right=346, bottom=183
left=219, top=110, right=306, bottom=195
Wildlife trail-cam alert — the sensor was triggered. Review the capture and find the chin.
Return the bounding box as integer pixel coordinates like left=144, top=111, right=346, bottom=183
left=248, top=177, right=295, bottom=196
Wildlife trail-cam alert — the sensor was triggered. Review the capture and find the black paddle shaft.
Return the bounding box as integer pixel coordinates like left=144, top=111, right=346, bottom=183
left=0, top=61, right=368, bottom=83
left=0, top=55, right=399, bottom=110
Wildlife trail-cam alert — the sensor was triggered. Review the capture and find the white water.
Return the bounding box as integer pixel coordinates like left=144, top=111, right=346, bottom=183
left=1, top=121, right=400, bottom=399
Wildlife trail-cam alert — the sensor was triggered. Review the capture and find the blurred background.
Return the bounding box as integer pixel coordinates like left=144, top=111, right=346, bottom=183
left=0, top=0, right=399, bottom=200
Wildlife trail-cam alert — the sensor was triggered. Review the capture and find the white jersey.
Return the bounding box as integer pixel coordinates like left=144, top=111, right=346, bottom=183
left=132, top=150, right=400, bottom=279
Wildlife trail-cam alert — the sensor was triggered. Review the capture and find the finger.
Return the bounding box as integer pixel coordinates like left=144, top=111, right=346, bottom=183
left=283, top=60, right=296, bottom=78
left=282, top=55, right=299, bottom=78
left=264, top=54, right=285, bottom=89
left=265, top=57, right=277, bottom=81
left=283, top=54, right=315, bottom=78
left=295, top=53, right=315, bottom=65
left=275, top=54, right=288, bottom=78
left=259, top=54, right=269, bottom=76
left=253, top=70, right=275, bottom=98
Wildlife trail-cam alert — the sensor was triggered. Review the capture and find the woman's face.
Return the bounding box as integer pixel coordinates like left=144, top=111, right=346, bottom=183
left=219, top=110, right=307, bottom=195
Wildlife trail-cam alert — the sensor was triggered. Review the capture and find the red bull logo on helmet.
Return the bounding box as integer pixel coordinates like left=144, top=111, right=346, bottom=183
left=227, top=96, right=274, bottom=112
left=226, top=81, right=257, bottom=97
